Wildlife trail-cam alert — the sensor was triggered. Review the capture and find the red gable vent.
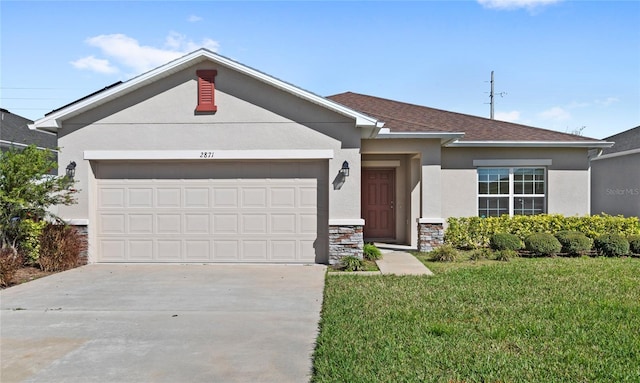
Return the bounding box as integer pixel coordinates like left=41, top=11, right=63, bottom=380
left=196, top=70, right=218, bottom=112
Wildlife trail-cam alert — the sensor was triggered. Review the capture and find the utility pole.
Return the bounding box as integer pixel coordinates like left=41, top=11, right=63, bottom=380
left=488, top=71, right=506, bottom=120
left=490, top=71, right=495, bottom=119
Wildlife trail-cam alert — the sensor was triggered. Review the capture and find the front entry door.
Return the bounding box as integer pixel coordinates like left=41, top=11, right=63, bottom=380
left=362, top=168, right=396, bottom=239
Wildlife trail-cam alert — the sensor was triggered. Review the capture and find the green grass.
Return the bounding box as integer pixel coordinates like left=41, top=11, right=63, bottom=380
left=312, top=257, right=640, bottom=382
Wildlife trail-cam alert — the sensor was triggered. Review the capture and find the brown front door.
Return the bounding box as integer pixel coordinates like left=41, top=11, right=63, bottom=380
left=362, top=168, right=395, bottom=239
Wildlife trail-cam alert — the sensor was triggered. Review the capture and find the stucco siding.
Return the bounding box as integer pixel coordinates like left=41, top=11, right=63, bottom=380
left=56, top=63, right=361, bottom=222
left=591, top=152, right=640, bottom=217
left=441, top=147, right=592, bottom=218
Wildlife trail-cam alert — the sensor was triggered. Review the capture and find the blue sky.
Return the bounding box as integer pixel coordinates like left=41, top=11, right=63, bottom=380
left=1, top=0, right=638, bottom=139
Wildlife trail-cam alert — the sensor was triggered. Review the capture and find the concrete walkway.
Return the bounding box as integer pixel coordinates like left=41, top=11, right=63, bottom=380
left=376, top=251, right=434, bottom=276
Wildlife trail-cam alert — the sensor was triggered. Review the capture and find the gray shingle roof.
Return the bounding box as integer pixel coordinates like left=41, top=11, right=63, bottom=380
left=328, top=92, right=603, bottom=143
left=0, top=108, right=57, bottom=150
left=602, top=126, right=640, bottom=154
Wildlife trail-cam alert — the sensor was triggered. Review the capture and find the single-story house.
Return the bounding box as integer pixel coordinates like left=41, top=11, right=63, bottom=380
left=1, top=108, right=57, bottom=154
left=591, top=126, right=640, bottom=217
left=30, top=49, right=612, bottom=264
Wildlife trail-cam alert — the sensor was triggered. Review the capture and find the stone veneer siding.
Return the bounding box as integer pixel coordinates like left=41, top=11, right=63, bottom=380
left=418, top=222, right=444, bottom=252
left=328, top=224, right=364, bottom=265
left=73, top=224, right=89, bottom=265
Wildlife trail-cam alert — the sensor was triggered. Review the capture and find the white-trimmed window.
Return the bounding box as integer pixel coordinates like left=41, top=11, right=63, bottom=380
left=478, top=167, right=546, bottom=217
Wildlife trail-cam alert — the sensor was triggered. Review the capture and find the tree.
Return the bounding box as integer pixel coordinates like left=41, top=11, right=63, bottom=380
left=0, top=145, right=77, bottom=255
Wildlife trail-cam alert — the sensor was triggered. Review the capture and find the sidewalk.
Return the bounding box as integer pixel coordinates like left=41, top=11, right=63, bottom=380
left=375, top=251, right=434, bottom=276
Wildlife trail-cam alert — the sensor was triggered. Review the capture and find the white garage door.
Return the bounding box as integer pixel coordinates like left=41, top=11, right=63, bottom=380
left=95, top=161, right=326, bottom=263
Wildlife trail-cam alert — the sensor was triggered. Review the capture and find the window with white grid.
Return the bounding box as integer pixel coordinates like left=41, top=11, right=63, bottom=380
left=478, top=167, right=546, bottom=217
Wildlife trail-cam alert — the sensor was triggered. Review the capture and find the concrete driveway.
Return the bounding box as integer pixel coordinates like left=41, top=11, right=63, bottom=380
left=0, top=264, right=326, bottom=383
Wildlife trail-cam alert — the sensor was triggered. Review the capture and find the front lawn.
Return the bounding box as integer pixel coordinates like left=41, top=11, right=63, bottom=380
left=312, top=257, right=640, bottom=382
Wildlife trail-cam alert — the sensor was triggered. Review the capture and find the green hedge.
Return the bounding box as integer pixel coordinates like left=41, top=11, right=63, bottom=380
left=445, top=214, right=640, bottom=249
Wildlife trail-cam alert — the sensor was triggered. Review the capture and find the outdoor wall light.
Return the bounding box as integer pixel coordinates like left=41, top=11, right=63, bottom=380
left=340, top=161, right=350, bottom=177
left=66, top=161, right=77, bottom=180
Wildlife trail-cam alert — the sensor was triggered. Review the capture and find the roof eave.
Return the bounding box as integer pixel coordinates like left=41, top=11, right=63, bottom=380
left=445, top=140, right=614, bottom=149
left=31, top=49, right=380, bottom=131
left=374, top=128, right=465, bottom=144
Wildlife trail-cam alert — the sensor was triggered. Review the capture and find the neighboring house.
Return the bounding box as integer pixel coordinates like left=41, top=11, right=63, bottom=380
left=1, top=108, right=57, bottom=153
left=30, top=49, right=611, bottom=264
left=591, top=126, right=640, bottom=217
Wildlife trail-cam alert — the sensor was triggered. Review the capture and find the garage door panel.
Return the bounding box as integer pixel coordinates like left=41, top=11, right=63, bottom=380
left=129, top=214, right=153, bottom=233
left=213, top=241, right=240, bottom=260
left=243, top=241, right=268, bottom=261
left=157, top=188, right=181, bottom=207
left=100, top=240, right=126, bottom=261
left=100, top=214, right=126, bottom=234
left=157, top=240, right=182, bottom=260
left=99, top=188, right=125, bottom=208
left=185, top=241, right=211, bottom=261
left=157, top=214, right=182, bottom=234
left=128, top=188, right=153, bottom=207
left=184, top=188, right=210, bottom=208
left=129, top=240, right=154, bottom=260
left=96, top=161, right=325, bottom=263
left=213, top=214, right=238, bottom=233
left=213, top=188, right=239, bottom=208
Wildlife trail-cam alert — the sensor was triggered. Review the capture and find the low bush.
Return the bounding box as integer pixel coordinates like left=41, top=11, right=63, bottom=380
left=628, top=235, right=640, bottom=255
left=469, top=247, right=492, bottom=261
left=38, top=224, right=87, bottom=272
left=363, top=243, right=382, bottom=261
left=524, top=233, right=562, bottom=257
left=339, top=256, right=364, bottom=272
left=429, top=244, right=458, bottom=262
left=18, top=219, right=47, bottom=265
left=495, top=249, right=517, bottom=262
left=555, top=231, right=592, bottom=256
left=489, top=233, right=523, bottom=251
left=594, top=234, right=630, bottom=257
left=0, top=248, right=23, bottom=287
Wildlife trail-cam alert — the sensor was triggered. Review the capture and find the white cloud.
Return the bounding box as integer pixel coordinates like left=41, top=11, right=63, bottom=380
left=595, top=97, right=619, bottom=107
left=477, top=0, right=562, bottom=11
left=73, top=33, right=220, bottom=75
left=538, top=106, right=571, bottom=121
left=495, top=110, right=521, bottom=122
left=188, top=15, right=203, bottom=22
left=69, top=55, right=119, bottom=74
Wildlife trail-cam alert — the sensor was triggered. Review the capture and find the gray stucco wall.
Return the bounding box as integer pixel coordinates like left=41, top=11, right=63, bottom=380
left=441, top=147, right=592, bottom=218
left=56, top=62, right=362, bottom=221
left=591, top=152, right=640, bottom=217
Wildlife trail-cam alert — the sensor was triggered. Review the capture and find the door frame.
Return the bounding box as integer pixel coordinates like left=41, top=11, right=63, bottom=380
left=361, top=167, right=396, bottom=240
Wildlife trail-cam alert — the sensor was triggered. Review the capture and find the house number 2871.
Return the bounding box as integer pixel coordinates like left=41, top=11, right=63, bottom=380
left=200, top=152, right=215, bottom=158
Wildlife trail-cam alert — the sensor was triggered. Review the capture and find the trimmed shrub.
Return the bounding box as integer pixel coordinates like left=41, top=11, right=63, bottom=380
left=555, top=231, right=592, bottom=256
left=628, top=235, right=640, bottom=255
left=594, top=234, right=630, bottom=257
left=524, top=233, right=562, bottom=257
left=429, top=244, right=458, bottom=262
left=0, top=248, right=23, bottom=287
left=445, top=214, right=640, bottom=249
left=363, top=243, right=382, bottom=261
left=339, top=255, right=364, bottom=272
left=38, top=224, right=87, bottom=272
left=489, top=233, right=523, bottom=251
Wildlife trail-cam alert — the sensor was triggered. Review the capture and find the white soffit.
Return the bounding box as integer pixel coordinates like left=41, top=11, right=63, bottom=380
left=446, top=141, right=614, bottom=148
left=473, top=159, right=552, bottom=167
left=84, top=149, right=334, bottom=160
left=31, top=49, right=379, bottom=131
